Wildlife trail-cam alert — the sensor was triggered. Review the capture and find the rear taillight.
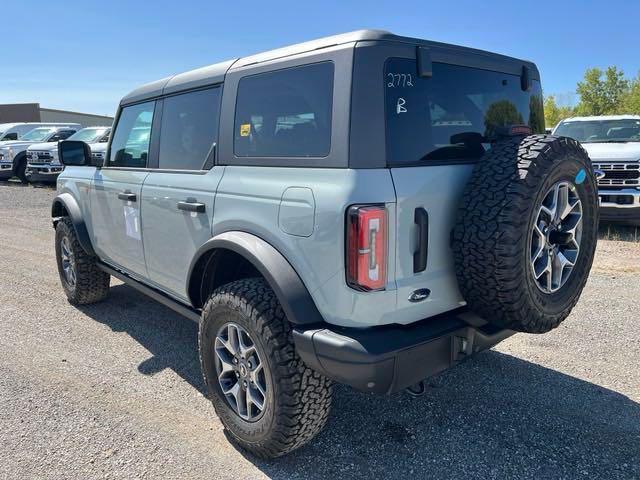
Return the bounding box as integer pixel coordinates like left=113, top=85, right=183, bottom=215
left=346, top=205, right=388, bottom=291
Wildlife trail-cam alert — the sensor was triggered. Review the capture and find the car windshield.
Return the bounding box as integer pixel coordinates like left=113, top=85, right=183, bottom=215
left=21, top=128, right=56, bottom=141
left=555, top=119, right=640, bottom=143
left=68, top=128, right=106, bottom=143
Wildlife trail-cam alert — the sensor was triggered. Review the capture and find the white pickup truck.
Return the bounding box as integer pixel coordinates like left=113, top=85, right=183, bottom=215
left=0, top=125, right=80, bottom=182
left=554, top=115, right=640, bottom=226
left=25, top=126, right=110, bottom=182
left=0, top=122, right=80, bottom=142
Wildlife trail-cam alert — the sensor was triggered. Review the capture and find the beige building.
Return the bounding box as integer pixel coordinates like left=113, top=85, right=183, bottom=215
left=0, top=103, right=112, bottom=127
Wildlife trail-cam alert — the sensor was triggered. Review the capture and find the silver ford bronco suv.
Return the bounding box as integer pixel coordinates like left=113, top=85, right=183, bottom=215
left=52, top=30, right=599, bottom=458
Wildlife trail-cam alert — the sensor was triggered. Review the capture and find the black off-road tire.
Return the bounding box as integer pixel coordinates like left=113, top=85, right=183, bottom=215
left=199, top=278, right=332, bottom=458
left=13, top=154, right=27, bottom=183
left=452, top=135, right=598, bottom=333
left=55, top=217, right=110, bottom=304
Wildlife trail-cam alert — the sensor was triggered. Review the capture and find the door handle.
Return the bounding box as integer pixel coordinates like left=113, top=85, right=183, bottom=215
left=177, top=201, right=206, bottom=213
left=413, top=207, right=428, bottom=273
left=117, top=191, right=137, bottom=202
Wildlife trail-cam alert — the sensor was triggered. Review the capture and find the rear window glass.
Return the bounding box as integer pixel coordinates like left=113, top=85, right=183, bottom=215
left=385, top=59, right=544, bottom=165
left=234, top=62, right=334, bottom=158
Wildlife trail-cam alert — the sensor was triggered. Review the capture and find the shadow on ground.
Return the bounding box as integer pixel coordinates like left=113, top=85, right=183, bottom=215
left=78, top=284, right=640, bottom=479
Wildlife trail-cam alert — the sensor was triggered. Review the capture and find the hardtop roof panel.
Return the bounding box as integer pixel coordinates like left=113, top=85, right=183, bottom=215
left=120, top=29, right=539, bottom=105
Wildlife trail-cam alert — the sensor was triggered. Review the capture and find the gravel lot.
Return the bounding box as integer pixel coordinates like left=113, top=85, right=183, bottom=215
left=1, top=182, right=639, bottom=480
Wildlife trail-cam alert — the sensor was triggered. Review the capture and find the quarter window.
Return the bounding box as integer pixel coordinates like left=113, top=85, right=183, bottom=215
left=234, top=62, right=334, bottom=158
left=158, top=87, right=221, bottom=170
left=109, top=101, right=154, bottom=168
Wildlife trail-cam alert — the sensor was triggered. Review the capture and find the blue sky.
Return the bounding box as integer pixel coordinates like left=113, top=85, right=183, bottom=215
left=1, top=0, right=636, bottom=116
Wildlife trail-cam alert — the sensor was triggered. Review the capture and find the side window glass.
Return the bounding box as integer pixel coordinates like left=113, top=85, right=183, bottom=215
left=109, top=101, right=155, bottom=168
left=234, top=62, right=334, bottom=158
left=158, top=87, right=221, bottom=170
left=2, top=132, right=17, bottom=140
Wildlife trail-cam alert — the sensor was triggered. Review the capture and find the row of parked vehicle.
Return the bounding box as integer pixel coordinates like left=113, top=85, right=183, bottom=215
left=0, top=122, right=111, bottom=183
left=1, top=115, right=638, bottom=225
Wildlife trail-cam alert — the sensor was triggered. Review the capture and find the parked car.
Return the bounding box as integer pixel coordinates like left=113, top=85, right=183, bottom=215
left=0, top=122, right=80, bottom=142
left=52, top=30, right=599, bottom=458
left=0, top=125, right=80, bottom=182
left=554, top=115, right=640, bottom=225
left=25, top=126, right=110, bottom=183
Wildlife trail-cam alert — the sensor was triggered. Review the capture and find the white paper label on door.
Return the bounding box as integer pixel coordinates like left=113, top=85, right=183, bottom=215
left=124, top=205, right=141, bottom=240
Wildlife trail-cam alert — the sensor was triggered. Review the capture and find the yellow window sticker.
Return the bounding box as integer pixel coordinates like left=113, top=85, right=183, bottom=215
left=240, top=124, right=251, bottom=137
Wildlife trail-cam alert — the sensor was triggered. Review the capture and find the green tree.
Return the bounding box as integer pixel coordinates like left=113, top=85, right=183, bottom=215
left=484, top=100, right=523, bottom=137
left=543, top=95, right=575, bottom=129
left=576, top=66, right=629, bottom=115
left=621, top=73, right=640, bottom=114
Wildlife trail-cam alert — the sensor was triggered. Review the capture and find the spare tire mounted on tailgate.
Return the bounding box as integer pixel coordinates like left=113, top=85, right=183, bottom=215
left=452, top=134, right=598, bottom=333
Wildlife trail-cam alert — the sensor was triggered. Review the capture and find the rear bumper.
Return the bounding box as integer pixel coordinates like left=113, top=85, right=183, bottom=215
left=293, top=309, right=514, bottom=394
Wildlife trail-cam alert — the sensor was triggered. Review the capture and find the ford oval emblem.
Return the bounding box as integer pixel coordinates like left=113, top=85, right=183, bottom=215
left=408, top=288, right=431, bottom=303
left=593, top=169, right=605, bottom=181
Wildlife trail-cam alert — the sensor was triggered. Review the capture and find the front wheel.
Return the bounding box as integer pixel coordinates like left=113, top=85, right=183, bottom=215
left=199, top=278, right=332, bottom=458
left=13, top=154, right=27, bottom=183
left=55, top=218, right=110, bottom=304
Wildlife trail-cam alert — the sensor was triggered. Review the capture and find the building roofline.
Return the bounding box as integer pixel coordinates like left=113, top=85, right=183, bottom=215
left=39, top=107, right=113, bottom=120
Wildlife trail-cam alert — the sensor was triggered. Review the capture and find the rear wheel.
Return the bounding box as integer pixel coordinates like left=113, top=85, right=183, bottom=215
left=199, top=278, right=332, bottom=458
left=452, top=135, right=598, bottom=333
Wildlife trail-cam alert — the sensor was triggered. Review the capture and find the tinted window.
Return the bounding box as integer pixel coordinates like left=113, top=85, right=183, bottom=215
left=234, top=62, right=333, bottom=158
left=49, top=130, right=77, bottom=142
left=158, top=87, right=221, bottom=170
left=1, top=132, right=17, bottom=141
left=385, top=59, right=544, bottom=165
left=109, top=102, right=154, bottom=168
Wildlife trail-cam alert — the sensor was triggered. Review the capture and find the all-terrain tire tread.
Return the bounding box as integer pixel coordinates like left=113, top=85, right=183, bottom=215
left=199, top=278, right=332, bottom=458
left=56, top=217, right=110, bottom=304
left=451, top=135, right=597, bottom=333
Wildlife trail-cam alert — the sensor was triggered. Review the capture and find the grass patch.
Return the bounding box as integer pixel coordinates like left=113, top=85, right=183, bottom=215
left=598, top=223, right=640, bottom=242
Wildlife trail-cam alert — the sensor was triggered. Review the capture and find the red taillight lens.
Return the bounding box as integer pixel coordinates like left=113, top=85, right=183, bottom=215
left=346, top=205, right=388, bottom=291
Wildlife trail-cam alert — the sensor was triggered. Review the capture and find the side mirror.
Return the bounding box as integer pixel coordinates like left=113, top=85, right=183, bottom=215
left=58, top=140, right=91, bottom=167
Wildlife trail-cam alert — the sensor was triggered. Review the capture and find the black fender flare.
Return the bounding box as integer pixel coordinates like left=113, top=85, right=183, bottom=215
left=187, top=231, right=324, bottom=326
left=51, top=192, right=95, bottom=256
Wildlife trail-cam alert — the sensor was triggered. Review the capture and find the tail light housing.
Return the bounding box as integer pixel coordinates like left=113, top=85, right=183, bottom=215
left=346, top=205, right=388, bottom=291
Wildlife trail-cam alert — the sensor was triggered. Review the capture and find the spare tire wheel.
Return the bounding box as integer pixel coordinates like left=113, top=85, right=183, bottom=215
left=452, top=135, right=598, bottom=333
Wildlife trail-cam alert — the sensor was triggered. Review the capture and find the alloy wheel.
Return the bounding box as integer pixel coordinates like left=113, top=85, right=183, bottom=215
left=530, top=181, right=583, bottom=294
left=214, top=322, right=268, bottom=422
